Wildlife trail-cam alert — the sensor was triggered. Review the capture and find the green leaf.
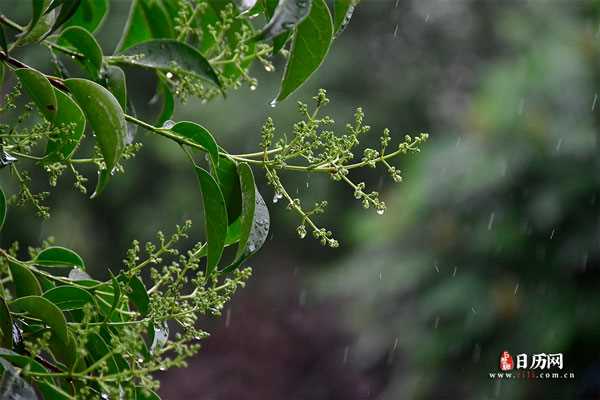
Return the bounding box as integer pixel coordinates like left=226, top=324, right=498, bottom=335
left=257, top=0, right=311, bottom=41
left=20, top=0, right=50, bottom=41
left=134, top=387, right=161, bottom=400
left=86, top=332, right=126, bottom=374
left=128, top=276, right=149, bottom=317
left=170, top=121, right=220, bottom=172
left=263, top=0, right=291, bottom=54
left=9, top=261, right=42, bottom=298
left=118, top=39, right=221, bottom=89
left=14, top=68, right=57, bottom=119
left=195, top=166, right=228, bottom=276
left=274, top=0, right=333, bottom=104
left=216, top=156, right=242, bottom=224
left=47, top=0, right=83, bottom=37
left=43, top=286, right=95, bottom=310
left=9, top=295, right=69, bottom=346
left=0, top=349, right=47, bottom=374
left=104, top=65, right=127, bottom=109
left=64, top=0, right=109, bottom=33
left=35, top=246, right=85, bottom=269
left=155, top=79, right=174, bottom=126
left=0, top=186, right=6, bottom=231
left=16, top=7, right=55, bottom=46
left=235, top=163, right=256, bottom=259
left=105, top=276, right=121, bottom=322
left=45, top=88, right=86, bottom=160
left=245, top=188, right=270, bottom=254
left=58, top=26, right=103, bottom=79
left=115, top=0, right=174, bottom=52
left=0, top=357, right=37, bottom=399
left=0, top=26, right=8, bottom=55
left=333, top=0, right=356, bottom=36
left=0, top=298, right=12, bottom=348
left=64, top=78, right=126, bottom=196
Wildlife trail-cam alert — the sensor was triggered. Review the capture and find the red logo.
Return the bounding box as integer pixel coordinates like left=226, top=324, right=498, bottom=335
left=500, top=351, right=514, bottom=371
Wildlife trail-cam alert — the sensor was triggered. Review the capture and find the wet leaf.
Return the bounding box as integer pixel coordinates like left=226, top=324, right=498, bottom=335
left=15, top=68, right=57, bottom=119
left=16, top=8, right=55, bottom=47
left=86, top=332, right=127, bottom=374
left=35, top=246, right=85, bottom=269
left=0, top=26, right=8, bottom=55
left=216, top=156, right=243, bottom=224
left=169, top=122, right=220, bottom=172
left=257, top=0, right=312, bottom=42
left=0, top=151, right=17, bottom=168
left=58, top=26, right=103, bottom=78
left=235, top=163, right=256, bottom=259
left=118, top=39, right=221, bottom=88
left=0, top=186, right=6, bottom=231
left=10, top=296, right=69, bottom=346
left=9, top=261, right=42, bottom=298
left=0, top=357, right=37, bottom=400
left=64, top=0, right=109, bottom=32
left=45, top=88, right=86, bottom=160
left=128, top=276, right=149, bottom=317
left=195, top=166, right=228, bottom=276
left=0, top=348, right=47, bottom=374
left=333, top=0, right=357, bottom=36
left=64, top=78, right=126, bottom=196
left=263, top=0, right=291, bottom=54
left=43, top=286, right=95, bottom=311
left=134, top=387, right=161, bottom=400
left=104, top=65, right=127, bottom=109
left=47, top=0, right=82, bottom=37
left=246, top=188, right=270, bottom=254
left=150, top=322, right=168, bottom=353
left=155, top=79, right=174, bottom=127
left=274, top=0, right=333, bottom=104
left=0, top=298, right=12, bottom=349
left=116, top=0, right=174, bottom=52
left=68, top=268, right=91, bottom=280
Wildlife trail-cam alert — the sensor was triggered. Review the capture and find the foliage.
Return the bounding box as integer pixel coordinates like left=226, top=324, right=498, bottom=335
left=0, top=0, right=424, bottom=398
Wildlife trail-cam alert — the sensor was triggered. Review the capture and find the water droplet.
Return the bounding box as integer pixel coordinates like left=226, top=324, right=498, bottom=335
left=166, top=72, right=174, bottom=79
left=264, top=64, right=274, bottom=72
left=377, top=209, right=385, bottom=215
left=272, top=192, right=283, bottom=203
left=250, top=84, right=257, bottom=91
left=137, top=357, right=144, bottom=363
left=159, top=366, right=166, bottom=371
left=269, top=99, right=278, bottom=108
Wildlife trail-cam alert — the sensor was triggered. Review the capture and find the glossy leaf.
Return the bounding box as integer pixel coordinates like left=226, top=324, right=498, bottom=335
left=86, top=332, right=125, bottom=374
left=170, top=122, right=220, bottom=172
left=128, top=276, right=149, bottom=317
left=68, top=268, right=91, bottom=280
left=35, top=246, right=85, bottom=269
left=64, top=0, right=109, bottom=32
left=119, top=39, right=221, bottom=88
left=58, top=26, right=103, bottom=78
left=0, top=357, right=37, bottom=399
left=10, top=295, right=69, bottom=346
left=216, top=156, right=242, bottom=224
left=0, top=26, right=7, bottom=55
left=274, top=0, right=333, bottom=104
left=333, top=0, right=356, bottom=36
left=26, top=0, right=50, bottom=37
left=43, top=286, right=95, bottom=310
left=150, top=322, right=168, bottom=353
left=155, top=79, right=174, bottom=126
left=0, top=349, right=47, bottom=374
left=116, top=0, right=174, bottom=52
left=47, top=0, right=83, bottom=37
left=264, top=0, right=291, bottom=54
left=64, top=78, right=126, bottom=195
left=195, top=166, right=228, bottom=275
left=0, top=186, right=5, bottom=231
left=257, top=0, right=311, bottom=41
left=9, top=261, right=42, bottom=297
left=104, top=65, right=127, bottom=109
left=45, top=88, right=86, bottom=160
left=0, top=298, right=12, bottom=348
left=246, top=188, right=270, bottom=254
left=134, top=387, right=161, bottom=400
left=15, top=68, right=57, bottom=119
left=0, top=151, right=17, bottom=168
left=235, top=163, right=256, bottom=259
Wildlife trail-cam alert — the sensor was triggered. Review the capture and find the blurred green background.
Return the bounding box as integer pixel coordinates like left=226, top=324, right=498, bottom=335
left=4, top=0, right=600, bottom=399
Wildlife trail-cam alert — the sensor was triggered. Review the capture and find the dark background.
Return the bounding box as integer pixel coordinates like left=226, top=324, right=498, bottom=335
left=4, top=0, right=600, bottom=399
